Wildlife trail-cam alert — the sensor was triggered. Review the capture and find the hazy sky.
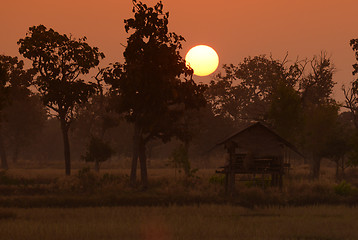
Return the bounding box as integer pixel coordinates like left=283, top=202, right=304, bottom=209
left=1, top=0, right=358, bottom=102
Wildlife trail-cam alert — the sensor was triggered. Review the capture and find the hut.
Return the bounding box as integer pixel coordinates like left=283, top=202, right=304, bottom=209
left=215, top=122, right=303, bottom=193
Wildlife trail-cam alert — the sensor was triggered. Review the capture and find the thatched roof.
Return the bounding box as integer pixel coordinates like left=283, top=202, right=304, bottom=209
left=216, top=121, right=304, bottom=157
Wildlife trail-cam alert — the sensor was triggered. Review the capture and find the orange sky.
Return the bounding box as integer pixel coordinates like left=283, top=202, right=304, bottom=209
left=1, top=0, right=358, bottom=102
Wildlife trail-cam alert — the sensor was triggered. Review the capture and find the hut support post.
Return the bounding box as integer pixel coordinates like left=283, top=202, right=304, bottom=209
left=227, top=156, right=235, bottom=195
left=225, top=141, right=237, bottom=196
left=225, top=173, right=229, bottom=193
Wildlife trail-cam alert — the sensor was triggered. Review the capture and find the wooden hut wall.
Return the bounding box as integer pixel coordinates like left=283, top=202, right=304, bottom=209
left=230, top=124, right=284, bottom=158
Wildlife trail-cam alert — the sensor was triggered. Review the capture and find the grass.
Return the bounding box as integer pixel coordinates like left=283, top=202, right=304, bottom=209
left=0, top=205, right=357, bottom=240
left=1, top=164, right=358, bottom=208
left=0, top=163, right=357, bottom=239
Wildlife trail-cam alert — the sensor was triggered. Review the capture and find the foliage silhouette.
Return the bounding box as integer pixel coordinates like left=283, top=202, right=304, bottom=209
left=0, top=62, right=10, bottom=169
left=343, top=39, right=358, bottom=130
left=18, top=25, right=104, bottom=175
left=81, top=136, right=114, bottom=172
left=207, top=55, right=303, bottom=123
left=103, top=0, right=206, bottom=187
left=0, top=55, right=46, bottom=164
left=299, top=53, right=338, bottom=179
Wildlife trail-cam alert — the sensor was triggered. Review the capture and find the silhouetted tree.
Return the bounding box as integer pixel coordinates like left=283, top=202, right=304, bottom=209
left=343, top=39, right=358, bottom=130
left=341, top=38, right=358, bottom=168
left=302, top=103, right=339, bottom=178
left=81, top=135, right=114, bottom=172
left=0, top=55, right=46, bottom=164
left=343, top=86, right=358, bottom=129
left=208, top=55, right=304, bottom=123
left=267, top=82, right=303, bottom=143
left=104, top=0, right=206, bottom=187
left=0, top=62, right=10, bottom=169
left=299, top=53, right=337, bottom=179
left=300, top=52, right=335, bottom=107
left=18, top=25, right=104, bottom=175
left=3, top=94, right=46, bottom=163
left=73, top=73, right=119, bottom=172
left=322, top=112, right=352, bottom=180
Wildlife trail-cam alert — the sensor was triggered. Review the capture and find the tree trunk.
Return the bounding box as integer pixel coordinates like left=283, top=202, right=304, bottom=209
left=0, top=132, right=8, bottom=170
left=311, top=155, right=321, bottom=180
left=335, top=159, right=339, bottom=181
left=12, top=143, right=19, bottom=163
left=94, top=160, right=100, bottom=173
left=340, top=157, right=345, bottom=179
left=139, top=139, right=148, bottom=189
left=130, top=124, right=140, bottom=186
left=60, top=119, right=71, bottom=176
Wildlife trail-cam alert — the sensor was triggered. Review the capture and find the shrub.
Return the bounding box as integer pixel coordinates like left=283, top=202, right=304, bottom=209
left=77, top=167, right=99, bottom=192
left=209, top=174, right=225, bottom=185
left=81, top=136, right=114, bottom=172
left=334, top=180, right=355, bottom=196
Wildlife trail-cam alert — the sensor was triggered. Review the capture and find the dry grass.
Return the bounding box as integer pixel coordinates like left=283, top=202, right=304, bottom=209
left=1, top=163, right=358, bottom=239
left=0, top=205, right=357, bottom=240
left=1, top=164, right=358, bottom=208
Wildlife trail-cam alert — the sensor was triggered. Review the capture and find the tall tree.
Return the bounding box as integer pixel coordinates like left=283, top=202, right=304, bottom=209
left=18, top=25, right=104, bottom=175
left=267, top=81, right=303, bottom=142
left=0, top=55, right=37, bottom=169
left=73, top=72, right=118, bottom=172
left=343, top=39, right=358, bottom=129
left=3, top=94, right=46, bottom=163
left=300, top=52, right=335, bottom=107
left=302, top=103, right=339, bottom=178
left=299, top=53, right=337, bottom=179
left=104, top=0, right=206, bottom=187
left=0, top=55, right=46, bottom=164
left=0, top=62, right=10, bottom=169
left=342, top=38, right=358, bottom=168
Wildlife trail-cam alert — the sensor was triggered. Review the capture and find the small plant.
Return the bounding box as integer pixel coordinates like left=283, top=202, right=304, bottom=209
left=77, top=167, right=98, bottom=192
left=81, top=136, right=114, bottom=172
left=209, top=174, right=225, bottom=185
left=169, top=144, right=198, bottom=178
left=334, top=180, right=355, bottom=196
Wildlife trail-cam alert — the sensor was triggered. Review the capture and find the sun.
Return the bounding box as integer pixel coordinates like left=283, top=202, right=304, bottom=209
left=185, top=45, right=219, bottom=77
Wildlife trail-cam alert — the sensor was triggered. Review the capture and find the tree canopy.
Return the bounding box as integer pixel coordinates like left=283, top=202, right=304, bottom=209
left=0, top=55, right=46, bottom=165
left=18, top=25, right=104, bottom=175
left=207, top=55, right=304, bottom=122
left=104, top=0, right=206, bottom=187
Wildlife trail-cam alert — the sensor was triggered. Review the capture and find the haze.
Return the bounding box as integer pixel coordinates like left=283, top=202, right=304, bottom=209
left=1, top=0, right=358, bottom=101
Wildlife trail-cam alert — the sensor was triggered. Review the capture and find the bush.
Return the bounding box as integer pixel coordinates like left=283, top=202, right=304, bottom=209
left=209, top=174, right=225, bottom=185
left=77, top=167, right=99, bottom=192
left=334, top=180, right=356, bottom=196
left=81, top=136, right=114, bottom=171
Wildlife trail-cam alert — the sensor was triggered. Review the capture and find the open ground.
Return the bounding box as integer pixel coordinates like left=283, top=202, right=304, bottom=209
left=0, top=160, right=358, bottom=239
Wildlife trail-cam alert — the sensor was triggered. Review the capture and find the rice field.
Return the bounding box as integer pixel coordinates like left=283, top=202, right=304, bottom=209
left=0, top=205, right=357, bottom=240
left=1, top=163, right=358, bottom=239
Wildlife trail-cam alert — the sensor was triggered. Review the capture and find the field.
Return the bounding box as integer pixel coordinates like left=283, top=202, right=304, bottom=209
left=0, top=161, right=358, bottom=239
left=1, top=205, right=358, bottom=240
